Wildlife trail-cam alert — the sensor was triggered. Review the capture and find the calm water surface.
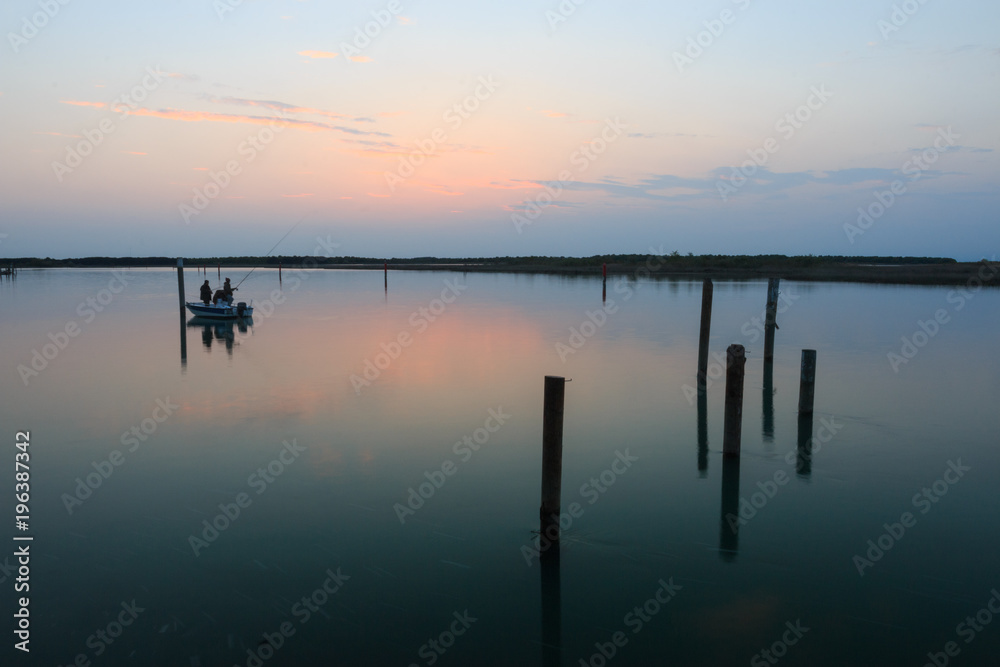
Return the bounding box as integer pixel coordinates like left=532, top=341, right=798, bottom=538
left=2, top=268, right=999, bottom=666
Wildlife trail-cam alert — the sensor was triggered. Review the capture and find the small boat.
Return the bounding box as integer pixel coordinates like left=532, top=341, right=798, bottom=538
left=185, top=301, right=253, bottom=319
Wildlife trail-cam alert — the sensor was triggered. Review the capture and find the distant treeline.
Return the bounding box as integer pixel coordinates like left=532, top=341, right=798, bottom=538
left=5, top=254, right=959, bottom=269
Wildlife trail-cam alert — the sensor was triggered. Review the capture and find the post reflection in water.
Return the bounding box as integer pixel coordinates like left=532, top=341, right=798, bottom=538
left=697, top=381, right=708, bottom=477
left=797, top=413, right=814, bottom=477
left=762, top=360, right=774, bottom=444
left=179, top=311, right=187, bottom=370
left=540, top=545, right=562, bottom=667
left=719, top=457, right=740, bottom=562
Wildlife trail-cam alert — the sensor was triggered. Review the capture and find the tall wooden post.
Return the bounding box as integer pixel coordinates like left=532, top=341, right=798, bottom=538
left=798, top=349, right=817, bottom=414
left=723, top=344, right=746, bottom=457
left=762, top=360, right=774, bottom=442
left=763, top=278, right=780, bottom=362
left=697, top=279, right=713, bottom=384
left=540, top=376, right=566, bottom=542
left=176, top=258, right=185, bottom=312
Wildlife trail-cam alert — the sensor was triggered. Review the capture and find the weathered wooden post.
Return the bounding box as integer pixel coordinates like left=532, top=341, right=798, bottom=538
left=723, top=344, right=746, bottom=457
left=279, top=262, right=282, bottom=282
left=540, top=376, right=566, bottom=543
left=798, top=349, right=817, bottom=414
left=384, top=262, right=388, bottom=291
left=697, top=278, right=713, bottom=384
left=176, top=258, right=185, bottom=313
left=763, top=277, right=780, bottom=362
left=217, top=263, right=221, bottom=279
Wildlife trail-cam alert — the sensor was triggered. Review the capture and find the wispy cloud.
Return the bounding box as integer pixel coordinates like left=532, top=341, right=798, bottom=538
left=282, top=193, right=314, bottom=198
left=298, top=50, right=339, bottom=59
left=60, top=100, right=107, bottom=108
left=349, top=55, right=373, bottom=63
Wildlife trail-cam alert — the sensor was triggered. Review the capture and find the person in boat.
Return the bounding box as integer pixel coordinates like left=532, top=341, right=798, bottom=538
left=223, top=278, right=237, bottom=305
left=200, top=280, right=213, bottom=305
left=212, top=288, right=227, bottom=305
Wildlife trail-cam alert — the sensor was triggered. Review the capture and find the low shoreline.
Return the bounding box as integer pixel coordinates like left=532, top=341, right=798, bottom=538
left=320, top=261, right=1000, bottom=286
left=8, top=258, right=999, bottom=286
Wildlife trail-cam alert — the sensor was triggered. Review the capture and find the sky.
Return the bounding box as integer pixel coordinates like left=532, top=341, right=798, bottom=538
left=0, top=0, right=997, bottom=260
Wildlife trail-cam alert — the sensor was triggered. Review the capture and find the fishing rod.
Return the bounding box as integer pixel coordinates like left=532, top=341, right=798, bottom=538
left=233, top=214, right=310, bottom=290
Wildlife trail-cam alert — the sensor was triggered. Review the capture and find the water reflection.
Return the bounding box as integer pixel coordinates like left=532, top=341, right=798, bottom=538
left=187, top=316, right=252, bottom=356
left=697, top=382, right=708, bottom=476
left=719, top=457, right=740, bottom=562
left=762, top=361, right=774, bottom=443
left=540, top=544, right=562, bottom=667
left=797, top=413, right=814, bottom=477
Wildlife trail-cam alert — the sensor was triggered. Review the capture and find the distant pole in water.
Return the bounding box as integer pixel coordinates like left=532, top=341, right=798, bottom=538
left=723, top=344, right=746, bottom=456
left=602, top=278, right=606, bottom=304
left=697, top=279, right=714, bottom=385
left=763, top=277, right=780, bottom=362
left=279, top=262, right=282, bottom=283
left=540, top=376, right=567, bottom=543
left=217, top=263, right=221, bottom=280
left=798, top=349, right=817, bottom=415
left=176, top=258, right=185, bottom=313
left=602, top=263, right=607, bottom=279
left=384, top=262, right=388, bottom=291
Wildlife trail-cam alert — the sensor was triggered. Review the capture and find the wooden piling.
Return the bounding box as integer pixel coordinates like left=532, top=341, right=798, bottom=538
left=279, top=262, right=282, bottom=281
left=176, top=258, right=185, bottom=312
left=217, top=263, right=221, bottom=279
left=697, top=279, right=713, bottom=383
left=697, top=384, right=708, bottom=476
left=723, top=344, right=746, bottom=457
left=540, top=376, right=566, bottom=542
left=762, top=360, right=774, bottom=442
left=763, top=277, right=779, bottom=361
left=798, top=349, right=817, bottom=414
left=719, top=456, right=740, bottom=562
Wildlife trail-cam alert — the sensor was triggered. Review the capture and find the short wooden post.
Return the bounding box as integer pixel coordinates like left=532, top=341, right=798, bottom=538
left=798, top=349, right=817, bottom=414
left=279, top=262, right=282, bottom=281
left=723, top=344, right=746, bottom=457
left=540, top=376, right=566, bottom=542
left=697, top=279, right=713, bottom=384
left=176, top=258, right=185, bottom=312
left=217, top=263, right=221, bottom=279
left=763, top=277, right=779, bottom=361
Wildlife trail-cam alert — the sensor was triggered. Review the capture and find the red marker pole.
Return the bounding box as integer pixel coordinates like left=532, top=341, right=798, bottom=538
left=602, top=263, right=607, bottom=279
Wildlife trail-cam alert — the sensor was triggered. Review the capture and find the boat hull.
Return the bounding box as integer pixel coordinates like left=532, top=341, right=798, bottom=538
left=185, top=302, right=253, bottom=319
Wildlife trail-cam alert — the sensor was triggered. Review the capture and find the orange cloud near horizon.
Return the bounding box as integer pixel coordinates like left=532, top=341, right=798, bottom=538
left=298, top=50, right=339, bottom=59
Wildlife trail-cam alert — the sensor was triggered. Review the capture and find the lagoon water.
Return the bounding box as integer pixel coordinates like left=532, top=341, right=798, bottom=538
left=2, top=268, right=1000, bottom=666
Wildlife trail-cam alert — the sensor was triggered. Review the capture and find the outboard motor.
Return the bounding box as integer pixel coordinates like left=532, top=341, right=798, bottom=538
left=236, top=301, right=247, bottom=316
